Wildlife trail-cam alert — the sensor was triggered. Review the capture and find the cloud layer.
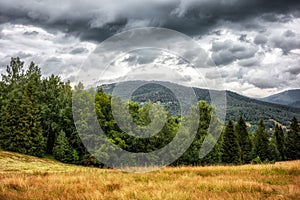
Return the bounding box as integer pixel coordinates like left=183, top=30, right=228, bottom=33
left=0, top=0, right=300, bottom=97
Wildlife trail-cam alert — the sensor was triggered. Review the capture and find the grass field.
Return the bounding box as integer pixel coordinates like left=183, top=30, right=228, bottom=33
left=0, top=150, right=299, bottom=200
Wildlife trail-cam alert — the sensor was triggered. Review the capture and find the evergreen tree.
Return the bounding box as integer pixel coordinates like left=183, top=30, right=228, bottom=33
left=221, top=120, right=241, bottom=164
left=235, top=116, right=252, bottom=164
left=16, top=62, right=45, bottom=156
left=0, top=58, right=25, bottom=150
left=268, top=136, right=280, bottom=161
left=254, top=120, right=271, bottom=162
left=0, top=58, right=45, bottom=156
left=274, top=124, right=286, bottom=160
left=53, top=130, right=78, bottom=163
left=40, top=75, right=65, bottom=154
left=286, top=116, right=300, bottom=160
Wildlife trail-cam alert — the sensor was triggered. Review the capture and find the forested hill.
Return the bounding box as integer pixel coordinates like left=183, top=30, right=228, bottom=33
left=101, top=81, right=300, bottom=129
left=1, top=58, right=299, bottom=166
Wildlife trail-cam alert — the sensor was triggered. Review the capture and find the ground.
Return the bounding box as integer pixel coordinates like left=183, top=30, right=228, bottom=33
left=0, top=150, right=299, bottom=200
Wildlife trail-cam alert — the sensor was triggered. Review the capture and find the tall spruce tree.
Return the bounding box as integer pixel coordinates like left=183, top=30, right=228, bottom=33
left=254, top=120, right=271, bottom=162
left=286, top=116, right=300, bottom=160
left=0, top=58, right=25, bottom=151
left=0, top=58, right=45, bottom=156
left=221, top=120, right=241, bottom=164
left=274, top=124, right=286, bottom=160
left=40, top=75, right=65, bottom=154
left=235, top=116, right=252, bottom=164
left=53, top=130, right=78, bottom=163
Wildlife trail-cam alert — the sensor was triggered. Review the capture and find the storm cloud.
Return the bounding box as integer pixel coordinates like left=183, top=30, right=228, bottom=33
left=0, top=0, right=299, bottom=42
left=0, top=0, right=300, bottom=97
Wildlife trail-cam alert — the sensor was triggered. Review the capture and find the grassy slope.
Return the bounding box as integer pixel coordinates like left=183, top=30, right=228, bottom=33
left=0, top=150, right=299, bottom=200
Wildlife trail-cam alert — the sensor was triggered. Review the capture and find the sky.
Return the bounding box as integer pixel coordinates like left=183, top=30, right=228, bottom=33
left=0, top=0, right=300, bottom=97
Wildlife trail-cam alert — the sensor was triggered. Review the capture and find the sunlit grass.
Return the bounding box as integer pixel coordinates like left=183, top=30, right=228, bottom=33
left=0, top=150, right=299, bottom=200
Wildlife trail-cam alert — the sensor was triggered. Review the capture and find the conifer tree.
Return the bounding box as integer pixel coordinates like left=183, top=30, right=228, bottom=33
left=221, top=120, right=241, bottom=164
left=0, top=58, right=45, bottom=156
left=235, top=116, right=252, bottom=164
left=274, top=124, right=286, bottom=160
left=53, top=130, right=78, bottom=163
left=286, top=116, right=300, bottom=160
left=254, top=120, right=270, bottom=162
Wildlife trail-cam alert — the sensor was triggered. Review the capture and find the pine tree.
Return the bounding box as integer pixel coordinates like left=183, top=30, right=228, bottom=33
left=40, top=75, right=64, bottom=154
left=0, top=58, right=25, bottom=150
left=0, top=58, right=45, bottom=156
left=53, top=130, right=78, bottom=163
left=221, top=120, right=241, bottom=164
left=274, top=124, right=286, bottom=160
left=235, top=116, right=252, bottom=164
left=254, top=120, right=270, bottom=162
left=268, top=136, right=280, bottom=161
left=286, top=116, right=300, bottom=160
left=22, top=62, right=45, bottom=156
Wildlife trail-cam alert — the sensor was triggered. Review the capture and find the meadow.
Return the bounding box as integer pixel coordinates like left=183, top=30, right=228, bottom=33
left=0, top=150, right=299, bottom=200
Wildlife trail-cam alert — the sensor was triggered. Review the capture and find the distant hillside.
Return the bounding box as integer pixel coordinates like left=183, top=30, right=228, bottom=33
left=289, top=100, right=300, bottom=108
left=101, top=81, right=300, bottom=130
left=260, top=89, right=300, bottom=108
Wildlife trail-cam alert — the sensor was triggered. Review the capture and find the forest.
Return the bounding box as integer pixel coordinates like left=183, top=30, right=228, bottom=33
left=0, top=57, right=299, bottom=167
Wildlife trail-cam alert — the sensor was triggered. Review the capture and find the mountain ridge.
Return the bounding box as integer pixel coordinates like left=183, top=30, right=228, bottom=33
left=260, top=89, right=300, bottom=108
left=100, top=80, right=300, bottom=130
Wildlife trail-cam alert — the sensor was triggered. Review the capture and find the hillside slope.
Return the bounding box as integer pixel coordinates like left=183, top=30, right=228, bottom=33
left=0, top=150, right=77, bottom=173
left=0, top=150, right=299, bottom=200
left=101, top=81, right=300, bottom=129
left=260, top=89, right=300, bottom=108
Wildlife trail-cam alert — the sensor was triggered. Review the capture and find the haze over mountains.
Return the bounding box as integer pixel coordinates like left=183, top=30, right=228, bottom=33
left=101, top=81, right=300, bottom=131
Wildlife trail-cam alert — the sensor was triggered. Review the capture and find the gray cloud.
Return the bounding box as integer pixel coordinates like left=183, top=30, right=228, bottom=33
left=23, top=30, right=39, bottom=36
left=285, top=66, right=300, bottom=75
left=1, top=0, right=300, bottom=97
left=238, top=57, right=260, bottom=67
left=211, top=40, right=258, bottom=66
left=260, top=13, right=294, bottom=23
left=0, top=0, right=299, bottom=42
left=254, top=34, right=268, bottom=45
left=271, top=30, right=300, bottom=54
left=69, top=47, right=89, bottom=55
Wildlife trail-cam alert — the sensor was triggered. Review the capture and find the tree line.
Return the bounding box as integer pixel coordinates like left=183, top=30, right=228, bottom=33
left=0, top=58, right=299, bottom=166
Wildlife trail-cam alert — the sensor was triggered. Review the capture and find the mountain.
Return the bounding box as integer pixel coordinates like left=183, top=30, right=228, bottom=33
left=100, top=81, right=300, bottom=131
left=260, top=89, right=300, bottom=108
left=289, top=100, right=300, bottom=108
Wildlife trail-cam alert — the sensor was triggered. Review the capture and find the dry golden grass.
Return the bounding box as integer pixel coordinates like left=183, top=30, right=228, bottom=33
left=0, top=150, right=299, bottom=200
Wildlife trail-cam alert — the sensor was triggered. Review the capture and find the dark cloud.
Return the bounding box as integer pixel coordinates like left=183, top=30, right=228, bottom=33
left=211, top=50, right=236, bottom=66
left=23, top=30, right=39, bottom=36
left=69, top=47, right=88, bottom=55
left=0, top=0, right=299, bottom=42
left=260, top=13, right=294, bottom=23
left=239, top=34, right=250, bottom=43
left=247, top=77, right=280, bottom=89
left=285, top=66, right=300, bottom=75
left=254, top=34, right=268, bottom=45
left=1, top=0, right=300, bottom=97
left=272, top=30, right=300, bottom=54
left=238, top=57, right=260, bottom=67
left=211, top=40, right=258, bottom=66
left=283, top=30, right=296, bottom=37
